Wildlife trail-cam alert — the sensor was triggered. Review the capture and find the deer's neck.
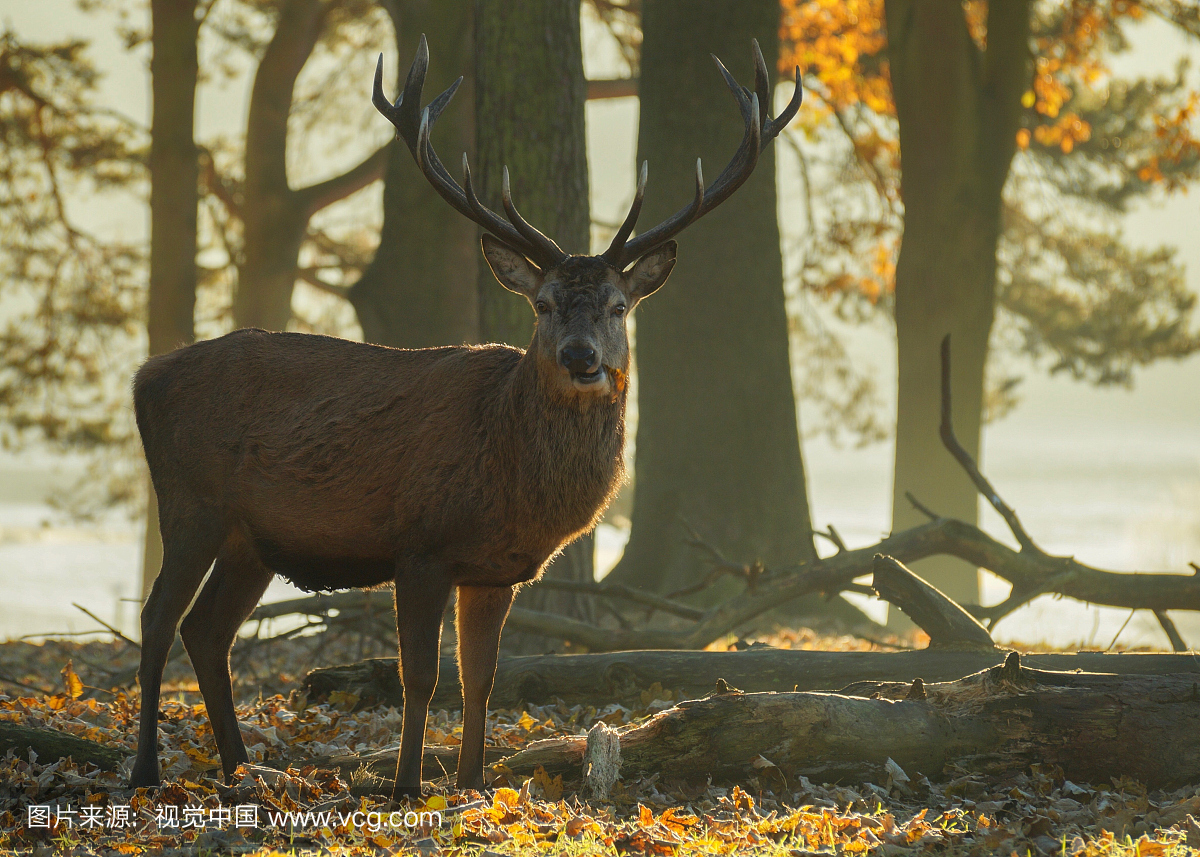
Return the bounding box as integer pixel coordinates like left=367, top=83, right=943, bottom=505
left=500, top=351, right=627, bottom=534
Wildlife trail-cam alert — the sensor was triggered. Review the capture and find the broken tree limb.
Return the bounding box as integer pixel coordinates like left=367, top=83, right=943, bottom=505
left=870, top=554, right=996, bottom=650
left=498, top=656, right=1200, bottom=789
left=299, top=648, right=1200, bottom=712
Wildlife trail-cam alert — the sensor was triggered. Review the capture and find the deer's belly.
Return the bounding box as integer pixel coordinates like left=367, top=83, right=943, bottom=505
left=250, top=534, right=395, bottom=592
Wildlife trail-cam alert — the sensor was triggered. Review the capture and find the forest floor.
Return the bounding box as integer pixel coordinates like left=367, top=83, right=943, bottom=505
left=0, top=629, right=1197, bottom=856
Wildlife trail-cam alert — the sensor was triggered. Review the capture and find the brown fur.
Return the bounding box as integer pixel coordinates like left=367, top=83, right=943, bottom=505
left=128, top=242, right=677, bottom=797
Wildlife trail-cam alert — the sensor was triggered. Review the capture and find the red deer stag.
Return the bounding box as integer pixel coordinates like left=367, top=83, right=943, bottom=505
left=129, top=35, right=800, bottom=798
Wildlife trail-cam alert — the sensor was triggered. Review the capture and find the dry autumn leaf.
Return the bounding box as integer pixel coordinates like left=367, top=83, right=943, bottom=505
left=60, top=660, right=83, bottom=699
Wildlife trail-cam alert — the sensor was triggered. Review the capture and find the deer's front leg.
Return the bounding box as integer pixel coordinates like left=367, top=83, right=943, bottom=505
left=454, top=584, right=515, bottom=790
left=392, top=562, right=453, bottom=800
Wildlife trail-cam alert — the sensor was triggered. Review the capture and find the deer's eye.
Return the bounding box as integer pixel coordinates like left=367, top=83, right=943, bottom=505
left=535, top=300, right=549, bottom=315
left=613, top=303, right=627, bottom=317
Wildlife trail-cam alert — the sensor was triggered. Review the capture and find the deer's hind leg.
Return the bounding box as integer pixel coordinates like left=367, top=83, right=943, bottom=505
left=391, top=559, right=454, bottom=800
left=130, top=503, right=228, bottom=788
left=180, top=530, right=274, bottom=783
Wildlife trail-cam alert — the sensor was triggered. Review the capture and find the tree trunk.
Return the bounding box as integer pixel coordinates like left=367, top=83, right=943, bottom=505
left=233, top=0, right=324, bottom=332
left=348, top=1, right=478, bottom=348
left=498, top=659, right=1200, bottom=789
left=142, top=0, right=200, bottom=600
left=473, top=0, right=596, bottom=640
left=234, top=0, right=386, bottom=332
left=885, top=0, right=1031, bottom=616
left=605, top=0, right=818, bottom=603
left=473, top=0, right=589, bottom=345
left=299, top=648, right=1200, bottom=712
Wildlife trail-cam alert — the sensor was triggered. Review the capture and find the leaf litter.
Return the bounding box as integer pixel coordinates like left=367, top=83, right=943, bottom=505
left=1, top=634, right=1198, bottom=855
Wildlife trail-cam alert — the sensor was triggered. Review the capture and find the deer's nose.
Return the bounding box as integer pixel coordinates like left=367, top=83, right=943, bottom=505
left=559, top=344, right=598, bottom=374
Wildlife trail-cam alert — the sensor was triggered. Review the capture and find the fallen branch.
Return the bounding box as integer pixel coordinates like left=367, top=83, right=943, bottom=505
left=497, top=655, right=1200, bottom=789
left=299, top=648, right=1200, bottom=711
left=870, top=555, right=995, bottom=650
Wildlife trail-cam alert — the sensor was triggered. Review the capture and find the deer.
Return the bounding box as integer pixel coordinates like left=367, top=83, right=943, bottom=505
left=128, top=35, right=800, bottom=799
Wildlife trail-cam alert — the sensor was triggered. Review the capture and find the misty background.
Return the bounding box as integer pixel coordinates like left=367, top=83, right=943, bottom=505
left=1, top=0, right=1197, bottom=648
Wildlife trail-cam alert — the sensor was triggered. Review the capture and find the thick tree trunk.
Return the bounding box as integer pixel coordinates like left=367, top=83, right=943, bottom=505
left=142, top=0, right=200, bottom=600
left=299, top=648, right=1200, bottom=712
left=348, top=1, right=478, bottom=348
left=473, top=0, right=596, bottom=639
left=473, top=0, right=589, bottom=345
left=884, top=0, right=1031, bottom=616
left=605, top=0, right=817, bottom=603
left=498, top=659, right=1200, bottom=789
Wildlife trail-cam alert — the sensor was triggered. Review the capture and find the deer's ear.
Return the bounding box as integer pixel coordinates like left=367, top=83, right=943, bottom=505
left=482, top=234, right=543, bottom=298
left=622, top=241, right=677, bottom=302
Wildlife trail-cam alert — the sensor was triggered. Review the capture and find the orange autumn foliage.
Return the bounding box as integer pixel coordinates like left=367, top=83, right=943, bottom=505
left=777, top=0, right=1200, bottom=303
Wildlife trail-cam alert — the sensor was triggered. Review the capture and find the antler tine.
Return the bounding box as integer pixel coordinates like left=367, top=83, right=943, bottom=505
left=765, top=66, right=804, bottom=139
left=461, top=154, right=538, bottom=263
left=375, top=38, right=569, bottom=267
left=751, top=39, right=772, bottom=132
left=501, top=167, right=567, bottom=266
left=617, top=87, right=759, bottom=266
left=372, top=54, right=403, bottom=129
left=600, top=161, right=649, bottom=265
left=612, top=41, right=795, bottom=267
left=411, top=105, right=540, bottom=261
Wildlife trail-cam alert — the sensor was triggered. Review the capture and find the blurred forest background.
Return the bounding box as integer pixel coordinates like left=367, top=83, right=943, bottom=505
left=1, top=0, right=1199, bottom=649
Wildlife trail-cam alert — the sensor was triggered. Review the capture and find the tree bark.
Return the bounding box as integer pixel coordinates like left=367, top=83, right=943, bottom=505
left=348, top=1, right=478, bottom=348
left=498, top=658, right=1200, bottom=789
left=885, top=0, right=1032, bottom=615
left=142, top=0, right=200, bottom=600
left=299, top=648, right=1200, bottom=712
left=473, top=0, right=597, bottom=640
left=605, top=0, right=819, bottom=604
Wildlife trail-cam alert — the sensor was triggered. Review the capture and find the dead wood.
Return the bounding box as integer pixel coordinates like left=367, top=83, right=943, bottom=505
left=870, top=554, right=995, bottom=649
left=299, top=649, right=1200, bottom=711
left=498, top=654, right=1200, bottom=789
left=0, top=722, right=129, bottom=772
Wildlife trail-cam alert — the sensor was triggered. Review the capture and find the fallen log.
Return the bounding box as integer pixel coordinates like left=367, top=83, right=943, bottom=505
left=498, top=654, right=1200, bottom=789
left=299, top=649, right=1200, bottom=711
left=0, top=721, right=129, bottom=772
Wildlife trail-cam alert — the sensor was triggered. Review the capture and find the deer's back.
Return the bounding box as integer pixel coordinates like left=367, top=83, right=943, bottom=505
left=134, top=329, right=544, bottom=588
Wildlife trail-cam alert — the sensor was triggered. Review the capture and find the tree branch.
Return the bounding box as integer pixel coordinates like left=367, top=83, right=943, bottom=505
left=586, top=78, right=637, bottom=100
left=1154, top=610, right=1189, bottom=652
left=296, top=142, right=390, bottom=218
left=940, top=334, right=1039, bottom=553
left=296, top=267, right=353, bottom=299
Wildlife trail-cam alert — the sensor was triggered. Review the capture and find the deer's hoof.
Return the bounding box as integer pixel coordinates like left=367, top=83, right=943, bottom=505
left=128, top=770, right=161, bottom=790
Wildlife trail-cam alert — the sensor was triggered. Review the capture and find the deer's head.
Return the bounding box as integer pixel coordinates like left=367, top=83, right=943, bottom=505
left=373, top=36, right=801, bottom=400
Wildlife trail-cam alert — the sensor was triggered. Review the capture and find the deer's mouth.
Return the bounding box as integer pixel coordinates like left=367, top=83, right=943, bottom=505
left=571, top=366, right=607, bottom=392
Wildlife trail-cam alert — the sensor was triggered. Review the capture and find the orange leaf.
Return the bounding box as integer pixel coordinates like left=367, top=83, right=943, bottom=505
left=61, top=661, right=83, bottom=700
